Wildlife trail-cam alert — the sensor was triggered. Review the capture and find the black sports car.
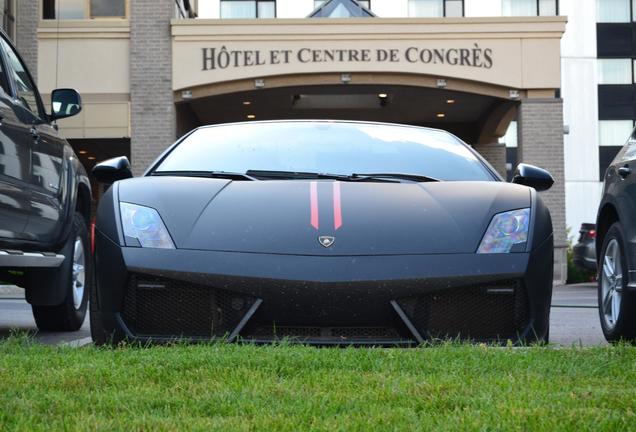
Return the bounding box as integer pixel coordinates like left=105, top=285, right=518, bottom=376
left=91, top=120, right=554, bottom=346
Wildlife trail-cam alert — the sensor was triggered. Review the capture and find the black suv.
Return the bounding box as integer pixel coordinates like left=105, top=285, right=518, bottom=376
left=596, top=128, right=636, bottom=341
left=0, top=31, right=91, bottom=331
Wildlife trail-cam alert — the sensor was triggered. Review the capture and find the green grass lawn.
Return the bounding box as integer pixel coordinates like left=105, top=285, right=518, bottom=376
left=1, top=337, right=635, bottom=431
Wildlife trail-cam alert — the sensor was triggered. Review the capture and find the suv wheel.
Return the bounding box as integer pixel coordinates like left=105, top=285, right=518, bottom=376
left=598, top=222, right=636, bottom=342
left=31, top=212, right=91, bottom=331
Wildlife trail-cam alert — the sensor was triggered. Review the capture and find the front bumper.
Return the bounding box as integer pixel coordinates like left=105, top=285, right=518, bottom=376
left=94, top=231, right=553, bottom=345
left=572, top=242, right=597, bottom=272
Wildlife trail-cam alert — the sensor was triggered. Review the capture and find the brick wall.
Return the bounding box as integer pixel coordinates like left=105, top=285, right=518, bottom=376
left=518, top=98, right=567, bottom=283
left=16, top=0, right=38, bottom=83
left=130, top=0, right=176, bottom=175
left=475, top=142, right=506, bottom=178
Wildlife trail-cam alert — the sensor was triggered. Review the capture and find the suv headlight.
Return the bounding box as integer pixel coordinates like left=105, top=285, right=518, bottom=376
left=120, top=202, right=175, bottom=249
left=477, top=208, right=530, bottom=254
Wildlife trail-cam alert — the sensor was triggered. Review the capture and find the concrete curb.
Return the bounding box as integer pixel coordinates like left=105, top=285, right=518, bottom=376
left=0, top=285, right=24, bottom=298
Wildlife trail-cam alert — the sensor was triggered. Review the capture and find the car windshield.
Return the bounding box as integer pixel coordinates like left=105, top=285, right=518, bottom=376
left=153, top=121, right=495, bottom=181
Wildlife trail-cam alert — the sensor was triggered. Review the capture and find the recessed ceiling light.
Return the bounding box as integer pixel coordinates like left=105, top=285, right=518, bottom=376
left=246, top=114, right=256, bottom=119
left=87, top=156, right=96, bottom=160
left=446, top=99, right=456, bottom=104
left=79, top=150, right=87, bottom=154
left=378, top=93, right=388, bottom=98
left=243, top=101, right=252, bottom=106
left=436, top=113, right=446, bottom=118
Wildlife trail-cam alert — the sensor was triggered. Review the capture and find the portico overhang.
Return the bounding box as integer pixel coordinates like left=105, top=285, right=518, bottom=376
left=171, top=16, right=566, bottom=98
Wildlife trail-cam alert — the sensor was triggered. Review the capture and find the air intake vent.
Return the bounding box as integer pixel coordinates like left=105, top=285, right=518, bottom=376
left=396, top=280, right=530, bottom=342
left=121, top=274, right=258, bottom=339
left=244, top=325, right=402, bottom=342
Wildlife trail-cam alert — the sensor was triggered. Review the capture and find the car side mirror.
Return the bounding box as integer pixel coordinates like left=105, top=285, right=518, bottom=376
left=92, top=156, right=133, bottom=184
left=511, top=163, right=554, bottom=191
left=50, top=88, right=82, bottom=121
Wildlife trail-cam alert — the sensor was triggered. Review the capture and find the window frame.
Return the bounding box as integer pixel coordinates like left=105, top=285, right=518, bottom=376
left=220, top=0, right=277, bottom=19
left=408, top=0, right=466, bottom=18
left=0, top=32, right=47, bottom=121
left=41, top=0, right=129, bottom=20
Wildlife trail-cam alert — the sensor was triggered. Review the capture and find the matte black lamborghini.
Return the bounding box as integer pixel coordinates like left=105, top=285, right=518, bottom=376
left=91, top=120, right=554, bottom=346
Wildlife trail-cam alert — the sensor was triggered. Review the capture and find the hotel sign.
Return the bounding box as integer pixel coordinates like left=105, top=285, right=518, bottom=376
left=202, top=45, right=494, bottom=71
left=171, top=19, right=565, bottom=91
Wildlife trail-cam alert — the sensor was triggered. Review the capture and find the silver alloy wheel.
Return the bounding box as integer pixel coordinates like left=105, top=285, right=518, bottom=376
left=72, top=237, right=85, bottom=310
left=601, top=238, right=623, bottom=331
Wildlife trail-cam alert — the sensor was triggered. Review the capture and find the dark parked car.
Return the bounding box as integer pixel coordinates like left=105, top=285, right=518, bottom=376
left=91, top=120, right=555, bottom=346
left=596, top=128, right=636, bottom=342
left=573, top=223, right=597, bottom=272
left=0, top=30, right=91, bottom=331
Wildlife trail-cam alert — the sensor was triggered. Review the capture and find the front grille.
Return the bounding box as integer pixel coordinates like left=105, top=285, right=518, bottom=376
left=121, top=274, right=257, bottom=339
left=244, top=325, right=402, bottom=342
left=397, top=280, right=530, bottom=342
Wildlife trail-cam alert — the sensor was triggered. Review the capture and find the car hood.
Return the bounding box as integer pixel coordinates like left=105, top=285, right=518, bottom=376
left=117, top=177, right=531, bottom=255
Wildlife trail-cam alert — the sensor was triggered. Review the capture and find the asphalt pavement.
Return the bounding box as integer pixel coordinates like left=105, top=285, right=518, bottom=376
left=0, top=283, right=606, bottom=346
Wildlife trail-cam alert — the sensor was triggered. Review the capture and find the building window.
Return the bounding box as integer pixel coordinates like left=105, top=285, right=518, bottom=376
left=220, top=0, right=276, bottom=18
left=89, top=0, right=126, bottom=18
left=408, top=0, right=464, bottom=17
left=598, top=58, right=632, bottom=84
left=502, top=0, right=558, bottom=16
left=43, top=0, right=127, bottom=19
left=597, top=0, right=630, bottom=22
left=599, top=120, right=634, bottom=146
left=2, top=0, right=15, bottom=41
left=539, top=0, right=558, bottom=15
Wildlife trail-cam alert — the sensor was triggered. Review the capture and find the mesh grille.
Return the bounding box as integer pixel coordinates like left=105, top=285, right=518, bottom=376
left=245, top=325, right=402, bottom=341
left=121, top=274, right=257, bottom=338
left=397, top=280, right=529, bottom=342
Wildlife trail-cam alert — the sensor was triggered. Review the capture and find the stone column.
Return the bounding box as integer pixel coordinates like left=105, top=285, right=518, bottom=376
left=16, top=0, right=38, bottom=83
left=130, top=0, right=176, bottom=175
left=517, top=98, right=567, bottom=284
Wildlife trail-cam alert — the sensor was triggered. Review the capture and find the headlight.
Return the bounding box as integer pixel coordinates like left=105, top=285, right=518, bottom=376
left=120, top=202, right=175, bottom=249
left=477, top=208, right=530, bottom=254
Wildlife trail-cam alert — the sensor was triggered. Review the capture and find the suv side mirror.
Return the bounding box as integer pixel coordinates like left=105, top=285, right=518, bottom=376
left=512, top=163, right=554, bottom=191
left=92, top=156, right=133, bottom=184
left=50, top=88, right=82, bottom=121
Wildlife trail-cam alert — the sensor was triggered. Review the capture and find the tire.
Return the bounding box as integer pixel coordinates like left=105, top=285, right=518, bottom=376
left=89, top=264, right=113, bottom=346
left=31, top=212, right=90, bottom=332
left=598, top=222, right=636, bottom=342
left=89, top=233, right=122, bottom=346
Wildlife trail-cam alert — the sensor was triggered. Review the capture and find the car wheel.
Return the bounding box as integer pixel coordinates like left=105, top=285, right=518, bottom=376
left=31, top=212, right=90, bottom=331
left=598, top=222, right=636, bottom=342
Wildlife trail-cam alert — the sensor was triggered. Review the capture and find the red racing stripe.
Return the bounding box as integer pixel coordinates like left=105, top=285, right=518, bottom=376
left=333, top=181, right=342, bottom=230
left=310, top=181, right=319, bottom=229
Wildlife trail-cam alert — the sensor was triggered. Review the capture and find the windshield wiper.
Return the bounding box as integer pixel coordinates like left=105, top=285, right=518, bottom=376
left=245, top=170, right=352, bottom=181
left=245, top=170, right=439, bottom=183
left=350, top=173, right=440, bottom=183
left=152, top=170, right=257, bottom=181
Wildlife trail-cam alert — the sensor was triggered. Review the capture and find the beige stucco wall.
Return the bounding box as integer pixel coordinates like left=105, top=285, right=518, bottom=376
left=37, top=20, right=131, bottom=139
left=172, top=17, right=566, bottom=93
left=33, top=16, right=565, bottom=139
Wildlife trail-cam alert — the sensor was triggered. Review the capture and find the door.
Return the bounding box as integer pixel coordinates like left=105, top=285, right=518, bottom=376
left=0, top=36, right=64, bottom=243
left=0, top=45, right=30, bottom=240
left=29, top=122, right=65, bottom=242
left=611, top=132, right=636, bottom=280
